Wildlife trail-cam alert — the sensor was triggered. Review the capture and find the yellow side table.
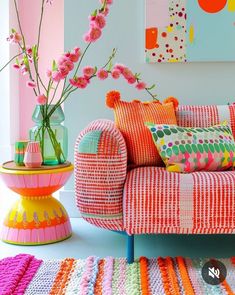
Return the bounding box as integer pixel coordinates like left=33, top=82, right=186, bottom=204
left=0, top=161, right=73, bottom=245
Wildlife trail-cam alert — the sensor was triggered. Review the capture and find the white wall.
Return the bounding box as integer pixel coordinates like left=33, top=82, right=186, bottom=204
left=64, top=0, right=235, bottom=214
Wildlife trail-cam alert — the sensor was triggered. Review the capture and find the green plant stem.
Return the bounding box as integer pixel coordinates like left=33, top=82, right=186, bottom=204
left=102, top=48, right=117, bottom=69
left=35, top=0, right=46, bottom=94
left=0, top=52, right=23, bottom=72
left=48, top=81, right=60, bottom=105
left=14, top=0, right=38, bottom=96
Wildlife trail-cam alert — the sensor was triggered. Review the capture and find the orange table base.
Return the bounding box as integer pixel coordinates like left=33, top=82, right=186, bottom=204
left=0, top=162, right=73, bottom=245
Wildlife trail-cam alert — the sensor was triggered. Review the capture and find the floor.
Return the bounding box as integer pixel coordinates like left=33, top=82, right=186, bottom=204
left=1, top=217, right=235, bottom=260
left=1, top=182, right=235, bottom=260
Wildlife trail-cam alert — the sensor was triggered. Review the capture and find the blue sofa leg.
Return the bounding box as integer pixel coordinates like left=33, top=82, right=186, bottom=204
left=127, top=234, right=134, bottom=264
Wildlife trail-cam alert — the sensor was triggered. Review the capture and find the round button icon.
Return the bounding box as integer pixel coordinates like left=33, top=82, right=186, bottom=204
left=202, top=260, right=227, bottom=285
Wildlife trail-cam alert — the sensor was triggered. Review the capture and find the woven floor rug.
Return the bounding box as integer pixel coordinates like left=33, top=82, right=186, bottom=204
left=0, top=254, right=235, bottom=294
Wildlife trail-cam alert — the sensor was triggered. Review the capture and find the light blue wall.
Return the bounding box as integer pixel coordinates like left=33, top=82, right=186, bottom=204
left=65, top=0, right=235, bottom=190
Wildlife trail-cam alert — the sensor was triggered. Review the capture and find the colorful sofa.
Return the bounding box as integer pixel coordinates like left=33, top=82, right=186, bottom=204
left=75, top=105, right=235, bottom=263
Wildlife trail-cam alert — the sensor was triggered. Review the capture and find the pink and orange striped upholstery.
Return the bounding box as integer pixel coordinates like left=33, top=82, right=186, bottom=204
left=74, top=120, right=127, bottom=231
left=177, top=105, right=235, bottom=138
left=75, top=104, right=235, bottom=235
left=124, top=166, right=235, bottom=235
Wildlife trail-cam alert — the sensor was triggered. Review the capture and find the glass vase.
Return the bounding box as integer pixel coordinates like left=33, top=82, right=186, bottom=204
left=29, top=105, right=68, bottom=165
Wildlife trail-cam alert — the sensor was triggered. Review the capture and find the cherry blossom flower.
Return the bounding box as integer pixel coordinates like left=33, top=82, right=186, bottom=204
left=27, top=81, right=36, bottom=88
left=84, top=27, right=102, bottom=43
left=7, top=32, right=22, bottom=44
left=52, top=71, right=62, bottom=82
left=90, top=14, right=106, bottom=29
left=136, top=82, right=147, bottom=90
left=97, top=69, right=108, bottom=80
left=111, top=69, right=121, bottom=79
left=83, top=66, right=96, bottom=78
left=37, top=94, right=47, bottom=105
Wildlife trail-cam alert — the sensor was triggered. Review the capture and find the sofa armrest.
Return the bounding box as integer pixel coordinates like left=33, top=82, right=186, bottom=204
left=74, top=119, right=127, bottom=231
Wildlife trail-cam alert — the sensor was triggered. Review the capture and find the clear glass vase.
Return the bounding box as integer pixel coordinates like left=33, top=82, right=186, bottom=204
left=29, top=105, right=68, bottom=165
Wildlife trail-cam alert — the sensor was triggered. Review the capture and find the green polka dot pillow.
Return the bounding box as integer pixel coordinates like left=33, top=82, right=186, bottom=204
left=146, top=123, right=235, bottom=173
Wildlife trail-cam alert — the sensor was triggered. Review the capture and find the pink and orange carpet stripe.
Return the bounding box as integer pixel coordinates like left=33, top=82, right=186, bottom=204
left=1, top=254, right=235, bottom=294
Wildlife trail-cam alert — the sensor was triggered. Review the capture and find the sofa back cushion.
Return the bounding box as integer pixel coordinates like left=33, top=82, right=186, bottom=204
left=177, top=105, right=235, bottom=139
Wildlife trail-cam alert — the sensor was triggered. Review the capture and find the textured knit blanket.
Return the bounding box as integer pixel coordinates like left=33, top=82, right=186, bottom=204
left=0, top=254, right=235, bottom=294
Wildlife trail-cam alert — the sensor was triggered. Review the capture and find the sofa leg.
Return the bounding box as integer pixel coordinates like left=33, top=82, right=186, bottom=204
left=127, top=234, right=134, bottom=264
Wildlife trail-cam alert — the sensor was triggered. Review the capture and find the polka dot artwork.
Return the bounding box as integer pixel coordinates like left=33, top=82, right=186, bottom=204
left=146, top=0, right=187, bottom=63
left=145, top=0, right=235, bottom=63
left=146, top=122, right=235, bottom=173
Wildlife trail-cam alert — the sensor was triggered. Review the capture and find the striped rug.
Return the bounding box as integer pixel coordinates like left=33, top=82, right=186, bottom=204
left=0, top=254, right=235, bottom=294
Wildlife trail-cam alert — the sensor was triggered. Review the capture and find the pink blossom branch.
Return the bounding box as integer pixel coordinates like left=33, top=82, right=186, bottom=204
left=0, top=52, right=23, bottom=72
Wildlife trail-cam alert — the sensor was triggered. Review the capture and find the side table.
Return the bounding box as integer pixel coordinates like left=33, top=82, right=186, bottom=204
left=0, top=161, right=73, bottom=245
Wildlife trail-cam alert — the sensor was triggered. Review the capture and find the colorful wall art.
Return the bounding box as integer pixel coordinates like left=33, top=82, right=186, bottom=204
left=145, top=0, right=235, bottom=63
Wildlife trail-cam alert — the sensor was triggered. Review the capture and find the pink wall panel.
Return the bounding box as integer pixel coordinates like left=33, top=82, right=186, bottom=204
left=18, top=0, right=64, bottom=138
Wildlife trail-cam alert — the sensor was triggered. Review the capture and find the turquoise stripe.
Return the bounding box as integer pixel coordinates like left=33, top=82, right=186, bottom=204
left=78, top=130, right=102, bottom=154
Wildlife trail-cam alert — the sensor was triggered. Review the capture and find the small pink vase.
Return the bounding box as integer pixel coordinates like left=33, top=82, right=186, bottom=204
left=24, top=141, right=43, bottom=168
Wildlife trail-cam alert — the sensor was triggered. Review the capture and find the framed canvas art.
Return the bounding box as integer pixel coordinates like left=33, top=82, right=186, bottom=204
left=145, top=0, right=235, bottom=63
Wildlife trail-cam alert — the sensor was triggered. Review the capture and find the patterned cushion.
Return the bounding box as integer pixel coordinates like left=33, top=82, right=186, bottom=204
left=124, top=167, right=235, bottom=235
left=146, top=123, right=235, bottom=173
left=106, top=92, right=177, bottom=166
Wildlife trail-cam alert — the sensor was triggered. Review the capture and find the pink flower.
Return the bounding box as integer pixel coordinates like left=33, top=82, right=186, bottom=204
left=13, top=64, right=20, bottom=70
left=21, top=65, right=28, bottom=76
left=69, top=47, right=81, bottom=62
left=58, top=56, right=69, bottom=66
left=127, top=76, right=136, bottom=84
left=97, top=69, right=108, bottom=80
left=91, top=14, right=106, bottom=29
left=37, top=94, right=47, bottom=105
left=136, top=82, right=147, bottom=90
left=63, top=59, right=74, bottom=71
left=83, top=34, right=91, bottom=43
left=58, top=65, right=69, bottom=78
left=26, top=46, right=32, bottom=56
left=122, top=68, right=134, bottom=80
left=52, top=71, right=62, bottom=82
left=99, top=0, right=113, bottom=4
left=46, top=69, right=52, bottom=78
left=76, top=77, right=89, bottom=89
left=7, top=32, right=22, bottom=44
left=83, top=66, right=95, bottom=78
left=69, top=78, right=78, bottom=87
left=111, top=69, right=121, bottom=79
left=70, top=77, right=89, bottom=89
left=113, top=63, right=125, bottom=73
left=27, top=81, right=36, bottom=88
left=84, top=27, right=102, bottom=43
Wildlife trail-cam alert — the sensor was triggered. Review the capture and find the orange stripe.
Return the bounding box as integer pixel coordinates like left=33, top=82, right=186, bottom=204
left=176, top=257, right=195, bottom=295
left=94, top=259, right=105, bottom=295
left=157, top=257, right=172, bottom=295
left=49, top=258, right=75, bottom=295
left=165, top=257, right=181, bottom=295
left=139, top=257, right=151, bottom=295
left=221, top=280, right=234, bottom=295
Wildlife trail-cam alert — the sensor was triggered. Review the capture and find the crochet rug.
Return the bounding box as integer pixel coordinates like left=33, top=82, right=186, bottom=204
left=0, top=254, right=235, bottom=294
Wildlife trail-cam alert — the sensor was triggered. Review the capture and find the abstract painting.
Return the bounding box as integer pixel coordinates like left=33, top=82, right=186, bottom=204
left=145, top=0, right=235, bottom=63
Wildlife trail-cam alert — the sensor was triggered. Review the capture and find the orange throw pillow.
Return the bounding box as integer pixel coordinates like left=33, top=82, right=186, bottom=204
left=106, top=91, right=178, bottom=166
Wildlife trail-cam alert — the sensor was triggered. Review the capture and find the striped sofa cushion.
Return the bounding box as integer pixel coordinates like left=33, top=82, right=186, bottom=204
left=177, top=105, right=235, bottom=139
left=124, top=167, right=235, bottom=235
left=106, top=96, right=177, bottom=167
